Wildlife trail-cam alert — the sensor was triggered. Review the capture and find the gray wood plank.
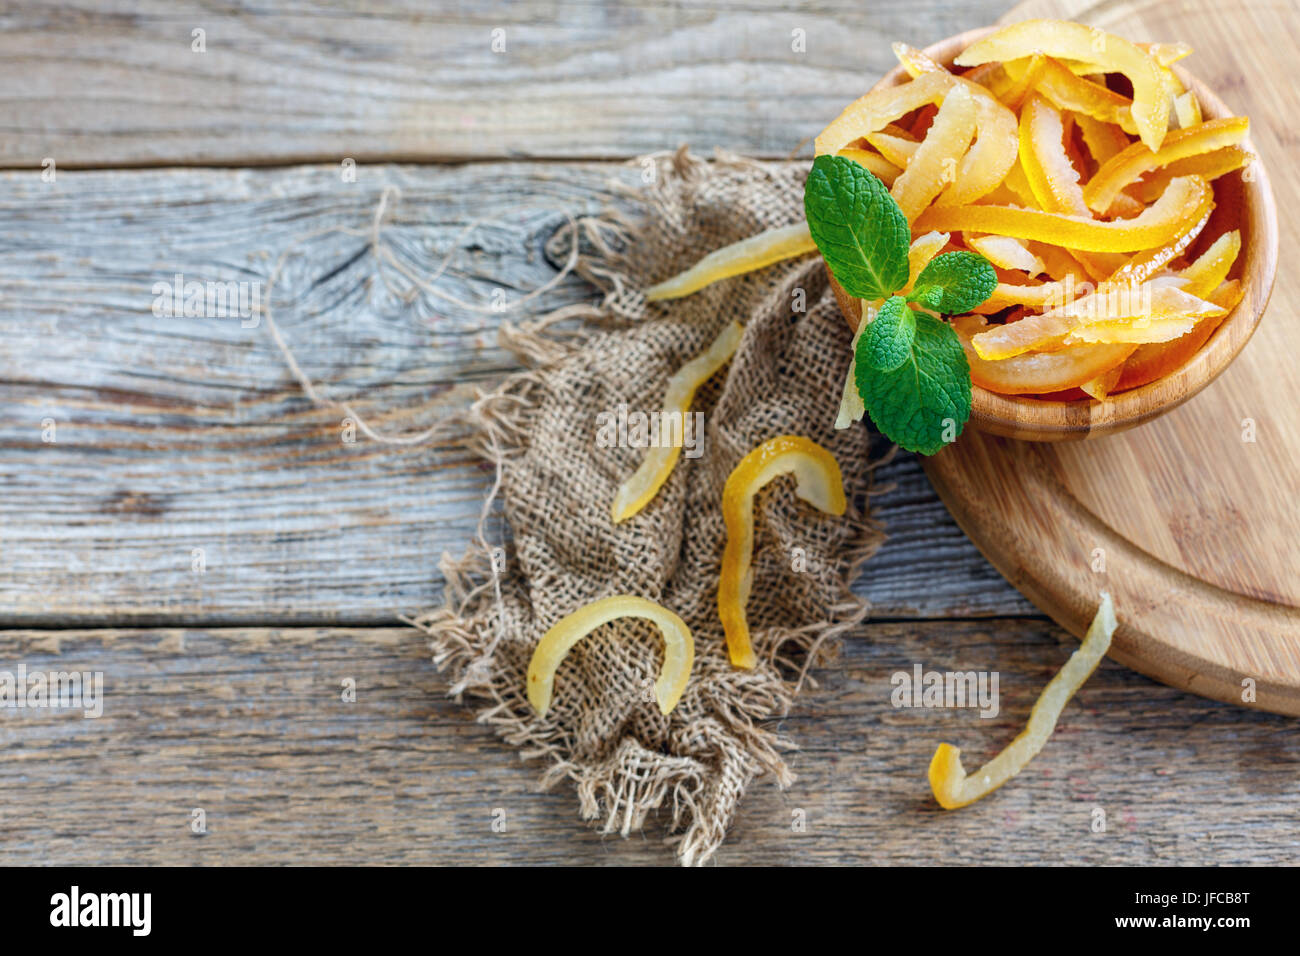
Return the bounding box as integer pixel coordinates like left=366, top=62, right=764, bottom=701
left=0, top=162, right=1030, bottom=626
left=0, top=619, right=1293, bottom=865
left=0, top=0, right=1008, bottom=166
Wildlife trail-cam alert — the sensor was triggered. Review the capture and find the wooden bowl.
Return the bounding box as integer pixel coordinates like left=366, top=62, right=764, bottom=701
left=828, top=26, right=1279, bottom=442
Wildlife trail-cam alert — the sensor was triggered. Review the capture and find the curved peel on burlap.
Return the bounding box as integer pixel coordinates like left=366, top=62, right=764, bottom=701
left=409, top=148, right=884, bottom=866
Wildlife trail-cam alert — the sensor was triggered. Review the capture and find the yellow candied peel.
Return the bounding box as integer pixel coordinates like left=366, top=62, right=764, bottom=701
left=837, top=147, right=902, bottom=185
left=611, top=321, right=743, bottom=523
left=527, top=595, right=695, bottom=718
left=644, top=222, right=817, bottom=301
left=890, top=83, right=978, bottom=221
left=972, top=281, right=1221, bottom=359
left=719, top=436, right=846, bottom=669
left=965, top=234, right=1045, bottom=275
left=914, top=174, right=1213, bottom=254
left=1179, top=229, right=1241, bottom=297
left=834, top=304, right=877, bottom=430
left=954, top=19, right=1170, bottom=151
left=929, top=592, right=1118, bottom=810
left=643, top=19, right=1254, bottom=401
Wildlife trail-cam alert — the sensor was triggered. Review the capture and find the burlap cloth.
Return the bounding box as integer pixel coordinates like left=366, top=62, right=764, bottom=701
left=411, top=148, right=885, bottom=866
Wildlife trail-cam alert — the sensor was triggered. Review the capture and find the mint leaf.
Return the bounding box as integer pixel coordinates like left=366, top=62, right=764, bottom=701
left=914, top=285, right=945, bottom=312
left=859, top=295, right=914, bottom=372
left=908, top=251, right=997, bottom=315
left=804, top=155, right=910, bottom=300
left=855, top=312, right=971, bottom=455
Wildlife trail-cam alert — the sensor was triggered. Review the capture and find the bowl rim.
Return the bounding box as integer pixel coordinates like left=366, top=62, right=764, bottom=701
left=864, top=26, right=1280, bottom=441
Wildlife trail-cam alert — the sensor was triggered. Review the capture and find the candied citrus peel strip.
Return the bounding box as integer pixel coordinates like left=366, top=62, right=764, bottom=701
left=815, top=70, right=953, bottom=157
left=1107, top=211, right=1210, bottom=287
left=965, top=234, right=1044, bottom=275
left=816, top=69, right=1016, bottom=207
left=905, top=231, right=951, bottom=289
left=929, top=592, right=1118, bottom=810
left=955, top=19, right=1169, bottom=151
left=1076, top=113, right=1132, bottom=167
left=527, top=595, right=695, bottom=718
left=1179, top=229, right=1241, bottom=297
left=1114, top=278, right=1240, bottom=391
left=611, top=321, right=743, bottom=523
left=978, top=280, right=1063, bottom=311
left=892, top=41, right=948, bottom=78
left=972, top=281, right=1218, bottom=360
left=1020, top=94, right=1090, bottom=216
left=915, top=174, right=1212, bottom=253
left=866, top=131, right=920, bottom=168
left=644, top=222, right=817, bottom=301
left=953, top=314, right=1133, bottom=394
left=837, top=147, right=902, bottom=185
left=892, top=83, right=978, bottom=221
left=1142, top=41, right=1193, bottom=66
left=719, top=436, right=846, bottom=669
left=1066, top=314, right=1205, bottom=345
left=1080, top=364, right=1125, bottom=401
left=1174, top=90, right=1202, bottom=129
left=1129, top=146, right=1251, bottom=203
left=999, top=54, right=1048, bottom=112
left=1013, top=56, right=1137, bottom=134
left=947, top=86, right=1020, bottom=206
left=1083, top=117, right=1249, bottom=214
left=835, top=304, right=877, bottom=429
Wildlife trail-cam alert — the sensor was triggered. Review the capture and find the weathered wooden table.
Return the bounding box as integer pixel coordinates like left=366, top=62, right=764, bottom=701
left=2, top=0, right=1295, bottom=865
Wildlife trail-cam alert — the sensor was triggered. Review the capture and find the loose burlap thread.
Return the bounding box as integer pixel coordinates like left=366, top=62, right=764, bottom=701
left=410, top=148, right=886, bottom=866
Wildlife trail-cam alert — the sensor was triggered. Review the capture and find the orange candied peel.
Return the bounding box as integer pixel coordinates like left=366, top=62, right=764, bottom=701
left=1115, top=279, right=1241, bottom=390
left=915, top=174, right=1213, bottom=253
left=644, top=222, right=817, bottom=301
left=719, top=436, right=846, bottom=669
left=527, top=595, right=695, bottom=718
left=1015, top=56, right=1138, bottom=135
left=611, top=321, right=743, bottom=523
left=971, top=280, right=1223, bottom=359
left=641, top=18, right=1254, bottom=404
left=1083, top=116, right=1250, bottom=214
left=891, top=83, right=978, bottom=220
left=837, top=147, right=902, bottom=185
left=954, top=314, right=1134, bottom=395
left=929, top=593, right=1118, bottom=810
left=955, top=19, right=1170, bottom=150
left=1180, top=230, right=1241, bottom=297
left=816, top=69, right=1018, bottom=208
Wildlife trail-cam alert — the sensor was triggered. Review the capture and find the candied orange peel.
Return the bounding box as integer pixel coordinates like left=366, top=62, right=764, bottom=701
left=955, top=20, right=1169, bottom=150
left=611, top=321, right=743, bottom=523
left=644, top=222, right=817, bottom=301
left=929, top=592, right=1118, bottom=810
left=719, top=436, right=846, bottom=669
left=640, top=18, right=1253, bottom=402
left=1083, top=117, right=1249, bottom=214
left=916, top=174, right=1213, bottom=253
left=527, top=595, right=695, bottom=718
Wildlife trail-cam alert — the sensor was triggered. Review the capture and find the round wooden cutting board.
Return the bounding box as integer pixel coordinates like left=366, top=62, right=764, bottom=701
left=923, top=0, right=1300, bottom=715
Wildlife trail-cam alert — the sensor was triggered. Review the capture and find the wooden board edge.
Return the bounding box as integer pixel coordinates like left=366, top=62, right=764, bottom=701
left=921, top=446, right=1300, bottom=717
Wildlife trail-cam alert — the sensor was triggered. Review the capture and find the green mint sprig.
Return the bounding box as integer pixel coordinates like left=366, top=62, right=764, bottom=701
left=803, top=155, right=997, bottom=455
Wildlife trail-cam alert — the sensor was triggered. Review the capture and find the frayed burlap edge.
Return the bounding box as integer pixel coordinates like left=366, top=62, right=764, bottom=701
left=407, top=148, right=887, bottom=866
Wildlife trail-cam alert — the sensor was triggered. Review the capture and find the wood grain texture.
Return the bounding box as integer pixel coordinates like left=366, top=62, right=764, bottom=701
left=1, top=618, right=1296, bottom=865
left=925, top=0, right=1300, bottom=714
left=0, top=162, right=1030, bottom=625
left=4, top=0, right=1293, bottom=868
left=0, top=0, right=1010, bottom=167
